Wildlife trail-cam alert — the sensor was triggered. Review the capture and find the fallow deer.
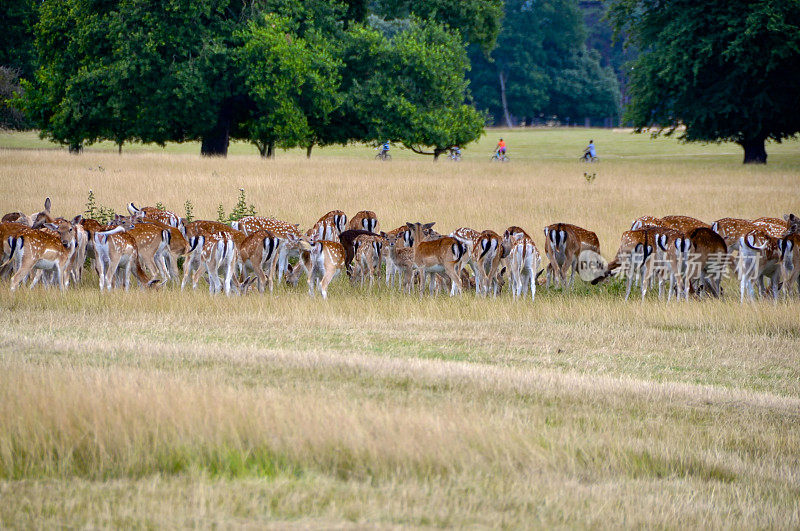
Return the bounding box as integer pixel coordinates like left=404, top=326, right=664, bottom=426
left=231, top=217, right=301, bottom=281
left=472, top=230, right=505, bottom=296
left=316, top=210, right=348, bottom=236
left=504, top=231, right=541, bottom=301
left=783, top=213, right=799, bottom=236
left=351, top=234, right=383, bottom=288
left=381, top=231, right=416, bottom=291
left=738, top=229, right=781, bottom=301
left=659, top=215, right=710, bottom=234
left=184, top=231, right=239, bottom=295
left=592, top=229, right=656, bottom=300
left=651, top=226, right=690, bottom=300
left=92, top=226, right=153, bottom=291
left=238, top=230, right=281, bottom=293
left=347, top=211, right=379, bottom=233
left=127, top=203, right=184, bottom=233
left=543, top=223, right=599, bottom=289
left=287, top=234, right=346, bottom=299
left=406, top=222, right=466, bottom=296
left=631, top=215, right=663, bottom=230
left=751, top=217, right=789, bottom=239
left=7, top=219, right=77, bottom=291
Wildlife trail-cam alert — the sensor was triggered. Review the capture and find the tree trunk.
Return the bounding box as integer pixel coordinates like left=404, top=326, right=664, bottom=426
left=739, top=137, right=767, bottom=164
left=498, top=71, right=513, bottom=128
left=68, top=143, right=82, bottom=154
left=256, top=142, right=267, bottom=157
left=266, top=140, right=275, bottom=159
left=433, top=148, right=446, bottom=161
left=201, top=101, right=233, bottom=157
left=117, top=142, right=122, bottom=155
left=306, top=144, right=313, bottom=158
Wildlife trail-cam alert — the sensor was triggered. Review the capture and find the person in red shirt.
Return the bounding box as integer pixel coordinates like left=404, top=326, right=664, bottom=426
left=496, top=138, right=506, bottom=156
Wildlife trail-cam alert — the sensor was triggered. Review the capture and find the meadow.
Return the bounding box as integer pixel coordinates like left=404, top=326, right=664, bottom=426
left=0, top=128, right=799, bottom=527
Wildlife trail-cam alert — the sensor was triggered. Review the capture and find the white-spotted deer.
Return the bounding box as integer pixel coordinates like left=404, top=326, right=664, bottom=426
left=238, top=230, right=281, bottom=293
left=351, top=234, right=383, bottom=288
left=592, top=229, right=656, bottom=300
left=738, top=229, right=780, bottom=301
left=287, top=234, right=346, bottom=299
left=503, top=230, right=541, bottom=301
left=184, top=231, right=239, bottom=295
left=544, top=223, right=599, bottom=289
left=406, top=222, right=466, bottom=296
left=6, top=219, right=77, bottom=291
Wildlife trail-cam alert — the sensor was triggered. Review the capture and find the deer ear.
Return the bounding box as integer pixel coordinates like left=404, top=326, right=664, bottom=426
left=43, top=223, right=58, bottom=231
left=424, top=222, right=435, bottom=229
left=44, top=197, right=51, bottom=213
left=72, top=215, right=83, bottom=225
left=406, top=222, right=415, bottom=229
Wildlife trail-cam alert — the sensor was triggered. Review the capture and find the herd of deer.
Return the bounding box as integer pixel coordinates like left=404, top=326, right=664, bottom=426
left=1, top=198, right=798, bottom=302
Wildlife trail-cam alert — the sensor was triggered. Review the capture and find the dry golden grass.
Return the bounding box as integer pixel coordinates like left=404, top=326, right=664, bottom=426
left=1, top=132, right=799, bottom=527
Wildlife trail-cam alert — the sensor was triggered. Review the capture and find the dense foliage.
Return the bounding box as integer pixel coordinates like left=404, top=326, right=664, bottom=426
left=18, top=0, right=496, bottom=157
left=468, top=0, right=620, bottom=126
left=607, top=0, right=800, bottom=164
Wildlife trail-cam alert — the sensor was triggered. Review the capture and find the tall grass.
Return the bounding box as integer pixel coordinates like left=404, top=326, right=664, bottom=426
left=1, top=133, right=799, bottom=527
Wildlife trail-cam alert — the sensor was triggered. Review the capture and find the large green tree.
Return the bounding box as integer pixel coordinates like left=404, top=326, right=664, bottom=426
left=23, top=0, right=499, bottom=157
left=468, top=0, right=620, bottom=126
left=607, top=0, right=800, bottom=164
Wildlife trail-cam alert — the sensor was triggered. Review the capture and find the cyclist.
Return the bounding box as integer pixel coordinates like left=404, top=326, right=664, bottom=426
left=495, top=138, right=507, bottom=157
left=377, top=140, right=390, bottom=157
left=583, top=139, right=596, bottom=161
left=450, top=146, right=462, bottom=160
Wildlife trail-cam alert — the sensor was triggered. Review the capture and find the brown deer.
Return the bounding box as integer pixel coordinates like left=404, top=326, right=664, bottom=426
left=405, top=222, right=466, bottom=296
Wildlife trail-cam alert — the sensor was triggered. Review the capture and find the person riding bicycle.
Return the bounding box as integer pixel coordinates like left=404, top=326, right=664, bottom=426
left=377, top=140, right=390, bottom=157
left=496, top=138, right=507, bottom=156
left=583, top=139, right=596, bottom=161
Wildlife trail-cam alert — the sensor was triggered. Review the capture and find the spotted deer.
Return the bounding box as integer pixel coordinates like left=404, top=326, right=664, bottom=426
left=783, top=213, right=799, bottom=236
left=503, top=230, right=541, bottom=301
left=127, top=203, right=184, bottom=233
left=347, top=211, right=379, bottom=233
left=29, top=198, right=55, bottom=229
left=738, top=229, right=781, bottom=301
left=238, top=230, right=281, bottom=293
left=630, top=215, right=663, bottom=230
left=381, top=231, right=416, bottom=291
left=286, top=233, right=346, bottom=299
left=651, top=226, right=690, bottom=300
left=6, top=219, right=77, bottom=291
left=350, top=234, right=383, bottom=288
left=472, top=230, right=505, bottom=296
left=658, top=215, right=710, bottom=234
left=231, top=217, right=301, bottom=281
left=684, top=227, right=728, bottom=298
left=406, top=222, right=466, bottom=296
left=184, top=231, right=239, bottom=295
left=91, top=226, right=154, bottom=291
left=592, top=229, right=656, bottom=300
left=315, top=210, right=348, bottom=237
left=751, top=217, right=789, bottom=239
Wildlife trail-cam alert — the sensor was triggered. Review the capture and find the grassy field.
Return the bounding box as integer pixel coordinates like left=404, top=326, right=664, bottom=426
left=1, top=128, right=799, bottom=527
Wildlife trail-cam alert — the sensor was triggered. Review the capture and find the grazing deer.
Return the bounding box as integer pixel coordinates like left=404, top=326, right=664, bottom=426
left=472, top=230, right=505, bottom=296
left=406, top=222, right=466, bottom=296
left=711, top=218, right=760, bottom=249
left=592, top=229, right=655, bottom=300
left=127, top=203, right=184, bottom=233
left=315, top=210, right=348, bottom=237
left=631, top=215, right=663, bottom=230
left=684, top=228, right=728, bottom=299
left=651, top=226, right=690, bottom=300
left=306, top=217, right=339, bottom=242
left=92, top=226, right=153, bottom=291
left=751, top=217, right=789, bottom=239
left=738, top=229, right=781, bottom=301
left=351, top=234, right=383, bottom=288
left=543, top=223, right=599, bottom=289
left=118, top=221, right=174, bottom=284
left=137, top=218, right=190, bottom=282
left=231, top=217, right=301, bottom=281
left=7, top=219, right=77, bottom=291
left=658, top=215, right=710, bottom=234
left=238, top=230, right=281, bottom=293
left=504, top=231, right=541, bottom=301
left=381, top=231, right=416, bottom=291
left=287, top=234, right=345, bottom=299
left=777, top=233, right=800, bottom=298
left=184, top=231, right=239, bottom=295
left=338, top=229, right=377, bottom=276
left=347, top=211, right=379, bottom=233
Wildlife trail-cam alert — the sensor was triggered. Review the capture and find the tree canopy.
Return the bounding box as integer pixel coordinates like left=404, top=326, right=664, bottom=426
left=19, top=0, right=498, bottom=158
left=607, top=0, right=800, bottom=164
left=468, top=0, right=620, bottom=127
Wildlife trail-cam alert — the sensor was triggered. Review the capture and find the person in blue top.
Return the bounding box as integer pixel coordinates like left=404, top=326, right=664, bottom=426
left=381, top=141, right=390, bottom=155
left=583, top=139, right=597, bottom=161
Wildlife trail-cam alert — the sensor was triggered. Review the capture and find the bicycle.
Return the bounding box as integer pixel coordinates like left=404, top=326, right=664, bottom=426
left=375, top=151, right=392, bottom=161
left=491, top=151, right=509, bottom=162
left=448, top=149, right=462, bottom=162
left=580, top=151, right=598, bottom=163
